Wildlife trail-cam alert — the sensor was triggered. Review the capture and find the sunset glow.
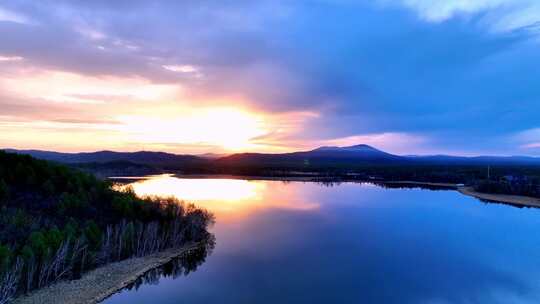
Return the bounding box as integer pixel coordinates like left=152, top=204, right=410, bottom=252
left=4, top=2, right=540, bottom=303
left=123, top=175, right=320, bottom=220
left=1, top=1, right=540, bottom=155
left=116, top=108, right=268, bottom=151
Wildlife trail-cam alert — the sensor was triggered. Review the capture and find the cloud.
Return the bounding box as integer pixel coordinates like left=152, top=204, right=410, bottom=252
left=521, top=142, right=540, bottom=149
left=0, top=6, right=30, bottom=24
left=0, top=55, right=23, bottom=61
left=162, top=65, right=197, bottom=73
left=384, top=0, right=540, bottom=32
left=514, top=128, right=540, bottom=151
left=0, top=1, right=539, bottom=154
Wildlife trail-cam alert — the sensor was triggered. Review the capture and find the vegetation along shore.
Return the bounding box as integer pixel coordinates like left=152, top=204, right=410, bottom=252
left=13, top=240, right=213, bottom=304
left=0, top=151, right=214, bottom=303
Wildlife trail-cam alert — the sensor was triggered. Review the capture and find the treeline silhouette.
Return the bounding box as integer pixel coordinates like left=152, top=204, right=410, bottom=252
left=474, top=179, right=540, bottom=198
left=186, top=163, right=540, bottom=198
left=0, top=151, right=214, bottom=303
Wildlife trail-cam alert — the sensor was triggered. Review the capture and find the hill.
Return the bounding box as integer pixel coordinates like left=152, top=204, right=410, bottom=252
left=5, top=146, right=540, bottom=177
left=4, top=149, right=205, bottom=167
left=217, top=144, right=404, bottom=169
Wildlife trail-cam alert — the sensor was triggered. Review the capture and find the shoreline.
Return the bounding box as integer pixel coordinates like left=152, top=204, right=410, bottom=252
left=379, top=181, right=540, bottom=208
left=380, top=181, right=458, bottom=189
left=457, top=186, right=540, bottom=208
left=173, top=173, right=326, bottom=182
left=172, top=174, right=540, bottom=208
left=13, top=242, right=203, bottom=304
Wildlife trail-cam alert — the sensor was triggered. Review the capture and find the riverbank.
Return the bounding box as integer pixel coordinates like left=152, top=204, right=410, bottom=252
left=382, top=181, right=540, bottom=207
left=458, top=187, right=540, bottom=208
left=13, top=242, right=204, bottom=304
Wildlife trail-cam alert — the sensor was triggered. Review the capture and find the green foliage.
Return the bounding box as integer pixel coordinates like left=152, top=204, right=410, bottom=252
left=57, top=192, right=89, bottom=216
left=20, top=245, right=34, bottom=262
left=63, top=219, right=78, bottom=241
left=26, top=224, right=73, bottom=260
left=0, top=151, right=214, bottom=299
left=41, top=180, right=55, bottom=196
left=112, top=195, right=135, bottom=218
left=28, top=232, right=47, bottom=258
left=44, top=227, right=64, bottom=250
left=0, top=244, right=11, bottom=272
left=84, top=221, right=102, bottom=251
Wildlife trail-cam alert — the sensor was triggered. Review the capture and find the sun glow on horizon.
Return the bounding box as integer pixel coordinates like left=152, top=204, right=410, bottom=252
left=0, top=66, right=278, bottom=152
left=115, top=107, right=269, bottom=151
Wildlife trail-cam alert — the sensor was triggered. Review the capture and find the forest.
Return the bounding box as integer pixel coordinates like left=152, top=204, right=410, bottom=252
left=0, top=151, right=214, bottom=303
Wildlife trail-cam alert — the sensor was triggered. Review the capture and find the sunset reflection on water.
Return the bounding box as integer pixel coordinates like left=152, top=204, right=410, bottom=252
left=122, top=175, right=320, bottom=219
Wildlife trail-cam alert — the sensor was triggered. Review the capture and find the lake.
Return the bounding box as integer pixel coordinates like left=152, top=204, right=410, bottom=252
left=103, top=175, right=540, bottom=304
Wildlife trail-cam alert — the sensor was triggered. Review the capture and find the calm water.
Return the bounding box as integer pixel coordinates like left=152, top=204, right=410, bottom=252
left=104, top=175, right=540, bottom=304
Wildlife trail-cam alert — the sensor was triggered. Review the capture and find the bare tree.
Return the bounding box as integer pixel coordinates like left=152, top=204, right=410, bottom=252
left=0, top=259, right=22, bottom=304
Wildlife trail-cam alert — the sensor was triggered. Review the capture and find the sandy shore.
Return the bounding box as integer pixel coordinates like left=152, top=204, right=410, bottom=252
left=13, top=242, right=202, bottom=304
left=458, top=187, right=540, bottom=208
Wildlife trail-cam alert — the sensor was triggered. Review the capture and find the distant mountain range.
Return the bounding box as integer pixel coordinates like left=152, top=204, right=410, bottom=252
left=4, top=145, right=540, bottom=169
left=2, top=149, right=204, bottom=168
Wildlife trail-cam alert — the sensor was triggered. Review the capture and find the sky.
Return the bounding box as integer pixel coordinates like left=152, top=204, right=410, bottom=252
left=0, top=0, right=540, bottom=156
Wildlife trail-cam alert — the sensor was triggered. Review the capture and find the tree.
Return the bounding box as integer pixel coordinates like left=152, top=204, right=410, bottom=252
left=0, top=245, right=11, bottom=272
left=84, top=221, right=102, bottom=251
left=0, top=179, right=8, bottom=203
left=0, top=151, right=214, bottom=297
left=41, top=180, right=55, bottom=196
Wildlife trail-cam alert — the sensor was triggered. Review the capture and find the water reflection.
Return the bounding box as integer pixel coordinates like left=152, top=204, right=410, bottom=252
left=105, top=176, right=540, bottom=304
left=120, top=239, right=215, bottom=294
left=124, top=174, right=320, bottom=219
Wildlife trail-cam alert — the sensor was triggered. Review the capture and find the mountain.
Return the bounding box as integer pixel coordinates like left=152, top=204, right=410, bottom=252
left=313, top=144, right=382, bottom=152
left=3, top=149, right=206, bottom=168
left=5, top=145, right=540, bottom=173
left=308, top=144, right=400, bottom=159
left=216, top=144, right=405, bottom=169
left=197, top=153, right=230, bottom=159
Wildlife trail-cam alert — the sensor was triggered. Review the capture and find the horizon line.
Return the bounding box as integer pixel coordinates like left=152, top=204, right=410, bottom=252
left=3, top=146, right=540, bottom=159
